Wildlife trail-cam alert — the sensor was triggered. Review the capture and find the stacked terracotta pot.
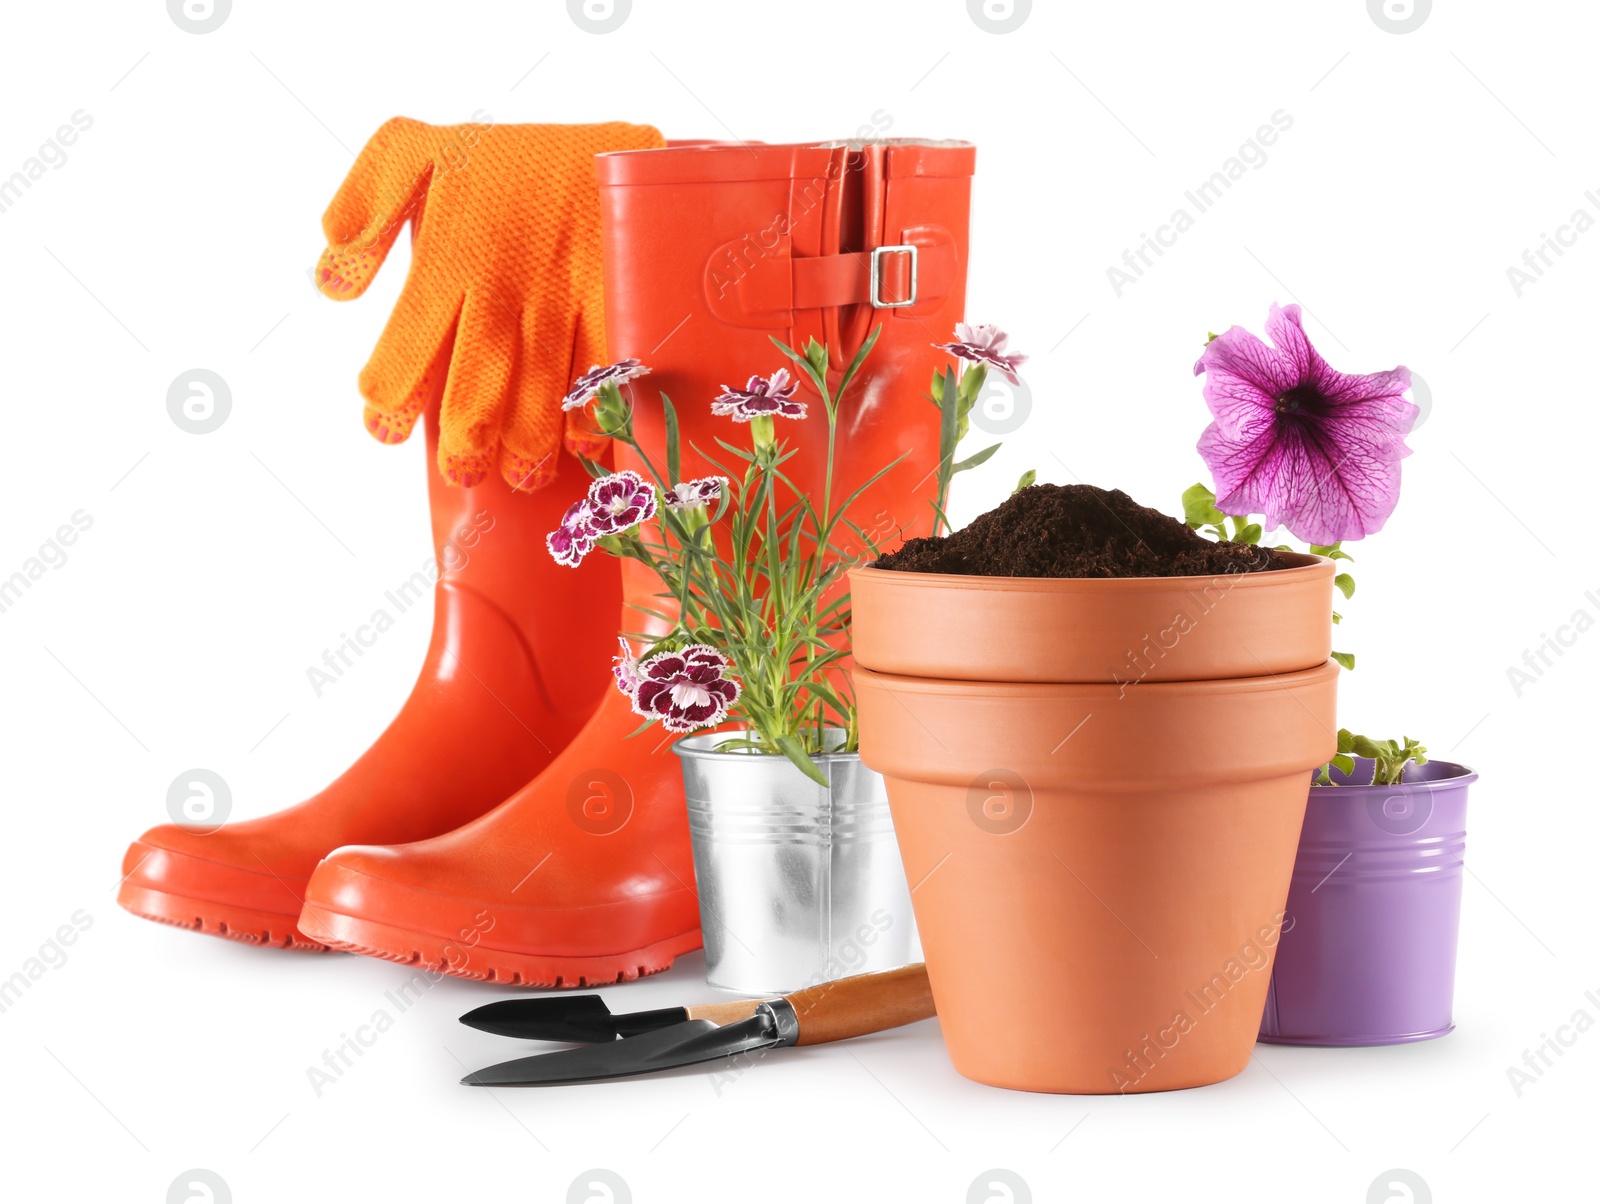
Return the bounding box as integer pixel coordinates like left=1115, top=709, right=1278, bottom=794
left=850, top=553, right=1339, bottom=1093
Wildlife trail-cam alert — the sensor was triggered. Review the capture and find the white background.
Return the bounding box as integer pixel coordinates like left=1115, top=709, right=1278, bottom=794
left=1, top=1, right=1594, bottom=1201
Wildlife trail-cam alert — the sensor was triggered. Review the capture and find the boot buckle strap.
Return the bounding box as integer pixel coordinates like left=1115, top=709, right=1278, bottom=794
left=704, top=233, right=952, bottom=327
left=869, top=245, right=919, bottom=309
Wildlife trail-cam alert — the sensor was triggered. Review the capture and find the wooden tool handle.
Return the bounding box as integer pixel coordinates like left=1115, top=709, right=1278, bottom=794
left=783, top=962, right=935, bottom=1046
left=683, top=998, right=766, bottom=1026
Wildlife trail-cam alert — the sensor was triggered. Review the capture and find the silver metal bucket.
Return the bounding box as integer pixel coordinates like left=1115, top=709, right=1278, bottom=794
left=673, top=732, right=918, bottom=994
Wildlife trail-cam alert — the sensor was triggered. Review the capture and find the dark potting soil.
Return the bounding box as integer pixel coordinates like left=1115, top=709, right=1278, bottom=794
left=874, top=484, right=1286, bottom=578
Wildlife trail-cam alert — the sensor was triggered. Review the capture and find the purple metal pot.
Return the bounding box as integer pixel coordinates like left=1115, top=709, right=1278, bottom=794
left=1259, top=757, right=1475, bottom=1046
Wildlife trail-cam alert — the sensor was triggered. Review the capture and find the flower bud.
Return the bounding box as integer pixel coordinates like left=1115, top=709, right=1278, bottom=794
left=593, top=381, right=633, bottom=440
left=749, top=414, right=777, bottom=456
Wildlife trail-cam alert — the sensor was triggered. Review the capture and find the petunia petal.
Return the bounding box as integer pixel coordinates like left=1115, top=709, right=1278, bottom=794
left=1209, top=417, right=1406, bottom=543
left=1262, top=303, right=1317, bottom=382
left=1194, top=336, right=1294, bottom=437
left=1311, top=364, right=1419, bottom=446
left=1198, top=418, right=1281, bottom=511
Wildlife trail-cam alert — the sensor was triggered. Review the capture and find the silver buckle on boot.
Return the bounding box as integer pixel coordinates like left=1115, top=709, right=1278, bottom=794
left=869, top=245, right=919, bottom=308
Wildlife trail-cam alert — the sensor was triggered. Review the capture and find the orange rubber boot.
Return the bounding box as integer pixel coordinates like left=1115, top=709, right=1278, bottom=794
left=298, top=141, right=975, bottom=985
left=118, top=407, right=620, bottom=949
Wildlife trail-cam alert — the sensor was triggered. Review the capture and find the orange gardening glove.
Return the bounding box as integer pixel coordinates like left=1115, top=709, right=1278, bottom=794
left=318, top=116, right=665, bottom=490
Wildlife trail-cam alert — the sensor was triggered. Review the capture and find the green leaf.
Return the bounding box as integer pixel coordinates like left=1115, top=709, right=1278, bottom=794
left=769, top=335, right=827, bottom=396
left=1334, top=573, right=1355, bottom=600
left=1350, top=734, right=1384, bottom=758
left=805, top=679, right=852, bottom=718
left=774, top=734, right=830, bottom=787
left=1309, top=542, right=1354, bottom=562
left=1014, top=469, right=1037, bottom=494
left=1234, top=522, right=1263, bottom=545
left=1331, top=753, right=1356, bottom=777
left=834, top=324, right=883, bottom=401
left=938, top=368, right=960, bottom=450
left=661, top=393, right=681, bottom=486
left=956, top=361, right=986, bottom=407
left=1181, top=483, right=1226, bottom=529
left=931, top=368, right=961, bottom=535
left=1324, top=732, right=1427, bottom=787
left=1331, top=611, right=1342, bottom=625
left=1331, top=651, right=1356, bottom=671
left=952, top=442, right=1002, bottom=475
left=1403, top=737, right=1428, bottom=768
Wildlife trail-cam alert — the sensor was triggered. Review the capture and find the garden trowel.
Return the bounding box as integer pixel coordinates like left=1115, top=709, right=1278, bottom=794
left=459, top=962, right=934, bottom=1086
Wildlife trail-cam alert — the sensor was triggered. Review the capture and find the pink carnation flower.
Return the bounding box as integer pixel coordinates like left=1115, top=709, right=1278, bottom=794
left=1194, top=303, right=1416, bottom=545
left=630, top=644, right=742, bottom=733
left=563, top=359, right=650, bottom=412
left=546, top=471, right=658, bottom=568
left=935, top=322, right=1028, bottom=386
left=712, top=369, right=806, bottom=422
left=584, top=469, right=658, bottom=536
left=546, top=499, right=597, bottom=568
left=665, top=476, right=727, bottom=510
left=612, top=637, right=643, bottom=695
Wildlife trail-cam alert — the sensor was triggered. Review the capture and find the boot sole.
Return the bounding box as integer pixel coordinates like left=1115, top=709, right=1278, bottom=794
left=118, top=883, right=332, bottom=953
left=297, top=903, right=701, bottom=988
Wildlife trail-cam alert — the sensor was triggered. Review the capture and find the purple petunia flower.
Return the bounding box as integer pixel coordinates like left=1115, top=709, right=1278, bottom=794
left=585, top=469, right=658, bottom=536
left=711, top=369, right=806, bottom=422
left=665, top=476, right=727, bottom=510
left=935, top=322, right=1028, bottom=386
left=562, top=358, right=651, bottom=411
left=630, top=644, right=742, bottom=733
left=546, top=499, right=598, bottom=568
left=1194, top=303, right=1416, bottom=545
left=612, top=636, right=643, bottom=696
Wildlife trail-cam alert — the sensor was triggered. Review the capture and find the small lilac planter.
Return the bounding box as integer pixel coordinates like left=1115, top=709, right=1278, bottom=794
left=1259, top=757, right=1475, bottom=1046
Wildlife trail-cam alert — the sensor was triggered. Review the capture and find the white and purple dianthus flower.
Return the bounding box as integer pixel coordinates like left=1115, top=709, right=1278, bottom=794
left=629, top=644, right=742, bottom=733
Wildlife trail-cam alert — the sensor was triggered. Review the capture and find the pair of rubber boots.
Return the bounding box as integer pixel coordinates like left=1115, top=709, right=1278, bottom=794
left=119, top=140, right=976, bottom=986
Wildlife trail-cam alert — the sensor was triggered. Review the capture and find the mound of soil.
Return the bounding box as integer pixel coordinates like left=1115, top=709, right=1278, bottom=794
left=875, top=484, right=1285, bottom=578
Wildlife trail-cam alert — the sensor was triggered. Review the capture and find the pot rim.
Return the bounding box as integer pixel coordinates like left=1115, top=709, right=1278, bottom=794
left=672, top=728, right=864, bottom=764
left=1309, top=759, right=1478, bottom=792
left=853, top=659, right=1340, bottom=698
left=850, top=550, right=1331, bottom=590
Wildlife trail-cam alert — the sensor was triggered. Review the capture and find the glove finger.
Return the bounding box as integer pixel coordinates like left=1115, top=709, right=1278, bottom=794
left=563, top=302, right=613, bottom=464
left=438, top=288, right=519, bottom=488
left=318, top=117, right=434, bottom=300
left=362, top=336, right=453, bottom=446
left=500, top=306, right=576, bottom=493
left=358, top=282, right=465, bottom=445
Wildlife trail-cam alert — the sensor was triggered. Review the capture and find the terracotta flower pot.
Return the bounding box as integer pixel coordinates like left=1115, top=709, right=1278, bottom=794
left=850, top=552, right=1333, bottom=684
left=849, top=560, right=1338, bottom=1093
